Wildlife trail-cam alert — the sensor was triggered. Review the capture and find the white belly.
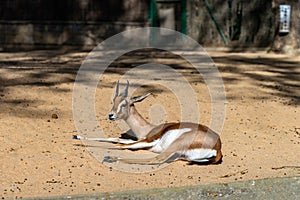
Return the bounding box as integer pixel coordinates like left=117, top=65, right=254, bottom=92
left=150, top=128, right=191, bottom=153
left=180, top=149, right=217, bottom=162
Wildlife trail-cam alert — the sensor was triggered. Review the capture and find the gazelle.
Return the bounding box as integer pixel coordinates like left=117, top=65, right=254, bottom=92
left=74, top=81, right=222, bottom=165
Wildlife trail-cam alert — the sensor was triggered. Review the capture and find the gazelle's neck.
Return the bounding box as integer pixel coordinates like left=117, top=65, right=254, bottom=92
left=125, top=106, right=155, bottom=139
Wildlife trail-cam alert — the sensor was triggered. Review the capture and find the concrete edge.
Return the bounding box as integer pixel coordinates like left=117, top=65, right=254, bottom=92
left=22, top=176, right=299, bottom=200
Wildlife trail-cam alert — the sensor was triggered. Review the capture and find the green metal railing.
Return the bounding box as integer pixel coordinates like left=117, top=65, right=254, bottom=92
left=203, top=0, right=228, bottom=44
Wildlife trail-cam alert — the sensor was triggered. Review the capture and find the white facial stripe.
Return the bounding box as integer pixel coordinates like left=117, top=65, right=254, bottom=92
left=117, top=99, right=127, bottom=113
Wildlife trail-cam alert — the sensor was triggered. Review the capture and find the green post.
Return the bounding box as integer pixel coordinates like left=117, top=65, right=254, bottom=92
left=149, top=0, right=157, bottom=27
left=181, top=0, right=187, bottom=35
left=149, top=0, right=157, bottom=44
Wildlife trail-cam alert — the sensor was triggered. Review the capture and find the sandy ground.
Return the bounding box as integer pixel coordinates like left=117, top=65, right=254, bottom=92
left=0, top=49, right=299, bottom=199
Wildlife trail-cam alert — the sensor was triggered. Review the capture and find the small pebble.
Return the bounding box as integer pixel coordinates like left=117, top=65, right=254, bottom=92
left=52, top=113, right=58, bottom=119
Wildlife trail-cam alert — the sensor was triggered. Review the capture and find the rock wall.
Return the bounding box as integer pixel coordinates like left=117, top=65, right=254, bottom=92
left=187, top=0, right=299, bottom=53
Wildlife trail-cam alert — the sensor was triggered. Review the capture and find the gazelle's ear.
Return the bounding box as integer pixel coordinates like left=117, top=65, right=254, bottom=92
left=130, top=93, right=151, bottom=105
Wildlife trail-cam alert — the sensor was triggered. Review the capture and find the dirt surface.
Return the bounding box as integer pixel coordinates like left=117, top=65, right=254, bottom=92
left=0, top=49, right=299, bottom=199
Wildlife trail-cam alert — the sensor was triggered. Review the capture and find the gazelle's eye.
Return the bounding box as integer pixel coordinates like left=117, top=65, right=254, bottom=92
left=121, top=101, right=127, bottom=107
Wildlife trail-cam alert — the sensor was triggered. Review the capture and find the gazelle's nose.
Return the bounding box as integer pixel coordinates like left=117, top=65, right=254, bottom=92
left=108, top=113, right=116, bottom=121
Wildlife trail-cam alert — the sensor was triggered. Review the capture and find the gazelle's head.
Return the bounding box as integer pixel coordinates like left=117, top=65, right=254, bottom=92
left=108, top=80, right=150, bottom=121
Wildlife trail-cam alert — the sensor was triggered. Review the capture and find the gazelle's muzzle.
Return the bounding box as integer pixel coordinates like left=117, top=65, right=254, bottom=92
left=108, top=113, right=116, bottom=121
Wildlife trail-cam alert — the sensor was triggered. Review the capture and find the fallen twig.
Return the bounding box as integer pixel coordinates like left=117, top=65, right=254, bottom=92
left=220, top=169, right=248, bottom=178
left=271, top=166, right=300, bottom=170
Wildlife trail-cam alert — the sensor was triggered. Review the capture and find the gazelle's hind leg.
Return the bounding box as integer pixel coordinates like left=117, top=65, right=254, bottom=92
left=211, top=150, right=223, bottom=164
left=116, top=150, right=178, bottom=165
left=106, top=138, right=184, bottom=165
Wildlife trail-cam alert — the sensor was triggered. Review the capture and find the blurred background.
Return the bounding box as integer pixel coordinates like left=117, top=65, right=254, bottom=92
left=0, top=0, right=299, bottom=53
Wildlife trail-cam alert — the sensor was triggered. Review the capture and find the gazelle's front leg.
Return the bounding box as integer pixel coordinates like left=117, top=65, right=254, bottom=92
left=73, top=135, right=137, bottom=144
left=110, top=138, right=157, bottom=150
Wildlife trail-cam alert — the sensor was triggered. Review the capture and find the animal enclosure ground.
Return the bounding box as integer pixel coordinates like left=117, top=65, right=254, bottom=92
left=0, top=49, right=299, bottom=199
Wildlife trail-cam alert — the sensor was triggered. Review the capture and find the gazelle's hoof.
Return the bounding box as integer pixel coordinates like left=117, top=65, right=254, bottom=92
left=73, top=135, right=79, bottom=140
left=73, top=135, right=84, bottom=140
left=103, top=156, right=118, bottom=163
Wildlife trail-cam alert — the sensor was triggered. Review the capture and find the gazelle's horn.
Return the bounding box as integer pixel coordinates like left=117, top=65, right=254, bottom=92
left=115, top=80, right=120, bottom=97
left=120, top=80, right=129, bottom=97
